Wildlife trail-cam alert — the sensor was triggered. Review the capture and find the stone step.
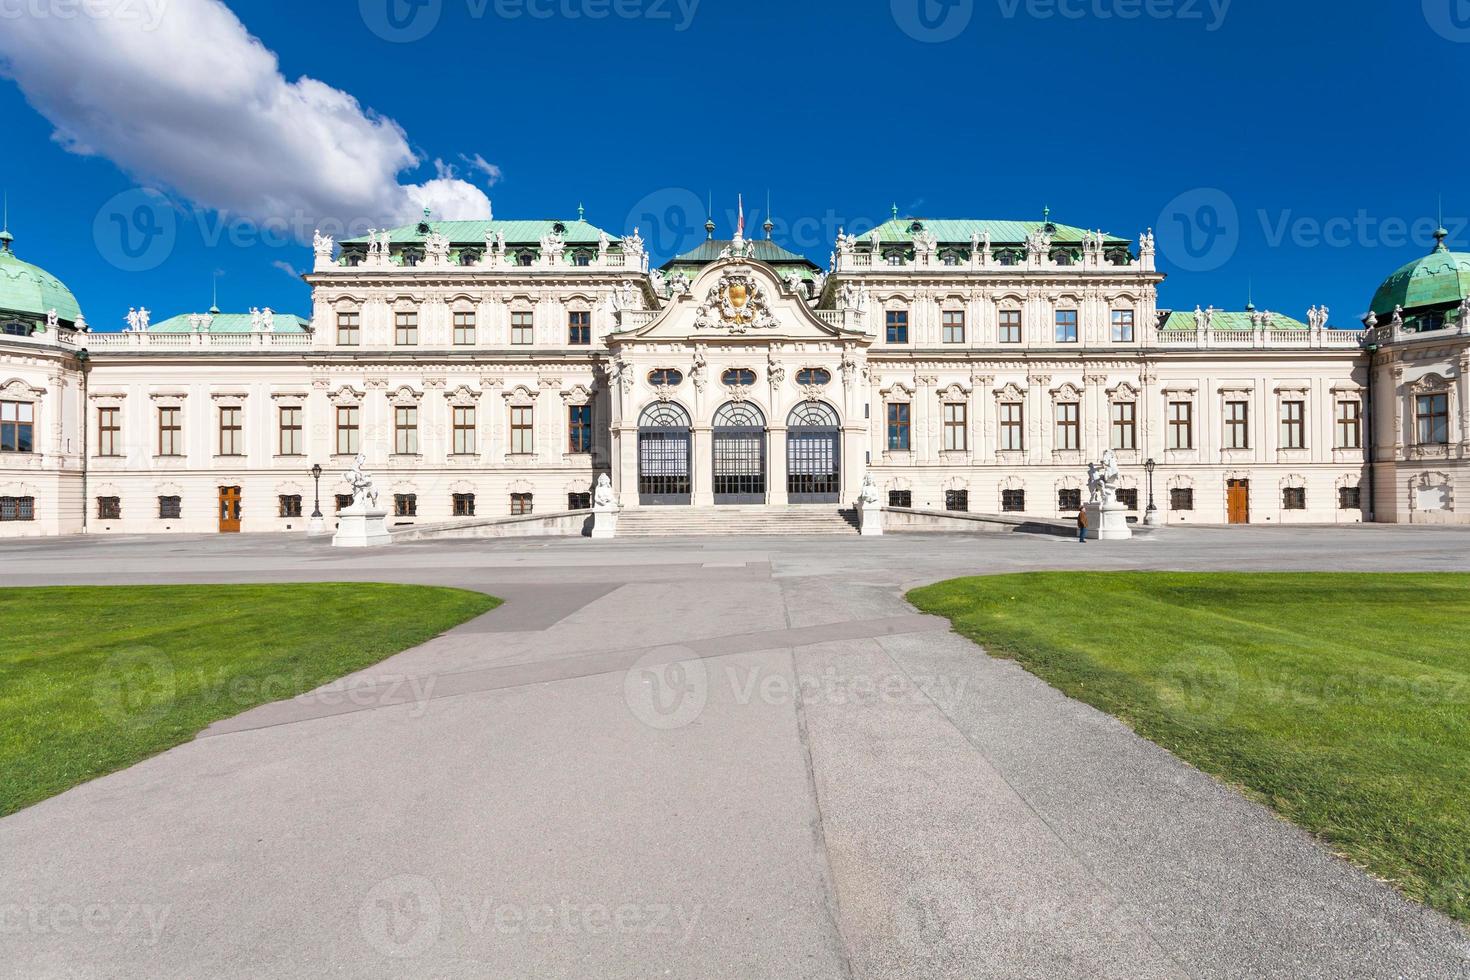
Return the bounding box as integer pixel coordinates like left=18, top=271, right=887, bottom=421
left=617, top=507, right=860, bottom=537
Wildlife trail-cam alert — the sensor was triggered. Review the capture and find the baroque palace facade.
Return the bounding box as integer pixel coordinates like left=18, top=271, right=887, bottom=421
left=2, top=207, right=1469, bottom=538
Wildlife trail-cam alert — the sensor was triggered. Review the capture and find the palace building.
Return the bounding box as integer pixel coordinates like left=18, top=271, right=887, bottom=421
left=1, top=205, right=1468, bottom=537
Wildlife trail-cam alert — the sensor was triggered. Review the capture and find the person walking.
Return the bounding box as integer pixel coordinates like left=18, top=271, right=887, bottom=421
left=1077, top=506, right=1088, bottom=544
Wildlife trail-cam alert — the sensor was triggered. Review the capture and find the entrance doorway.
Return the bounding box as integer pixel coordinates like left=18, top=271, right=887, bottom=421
left=712, top=402, right=767, bottom=505
left=219, top=486, right=242, bottom=532
left=1227, top=479, right=1250, bottom=524
left=787, top=402, right=841, bottom=504
left=638, top=403, right=692, bottom=505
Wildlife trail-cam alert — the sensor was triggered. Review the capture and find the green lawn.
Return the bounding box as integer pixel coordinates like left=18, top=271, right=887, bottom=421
left=907, top=572, right=1470, bottom=924
left=0, top=584, right=499, bottom=817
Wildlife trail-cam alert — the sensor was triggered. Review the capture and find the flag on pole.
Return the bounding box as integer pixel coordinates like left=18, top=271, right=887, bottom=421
left=737, top=194, right=745, bottom=238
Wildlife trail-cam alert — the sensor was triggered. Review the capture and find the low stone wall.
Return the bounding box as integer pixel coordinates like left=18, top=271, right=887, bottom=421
left=391, top=509, right=594, bottom=542
left=882, top=507, right=1162, bottom=538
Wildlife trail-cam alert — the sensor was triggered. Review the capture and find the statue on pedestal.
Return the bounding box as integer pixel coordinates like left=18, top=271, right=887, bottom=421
left=345, top=453, right=379, bottom=511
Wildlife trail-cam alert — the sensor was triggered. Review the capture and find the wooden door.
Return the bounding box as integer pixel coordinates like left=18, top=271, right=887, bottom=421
left=1226, top=480, right=1250, bottom=525
left=218, top=486, right=242, bottom=533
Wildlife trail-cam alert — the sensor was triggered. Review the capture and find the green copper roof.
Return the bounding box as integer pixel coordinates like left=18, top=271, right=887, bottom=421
left=865, top=218, right=1131, bottom=246
left=1369, top=237, right=1470, bottom=316
left=1160, top=310, right=1310, bottom=331
left=0, top=234, right=83, bottom=324
left=147, top=312, right=309, bottom=334
left=342, top=219, right=619, bottom=246
left=662, top=239, right=820, bottom=269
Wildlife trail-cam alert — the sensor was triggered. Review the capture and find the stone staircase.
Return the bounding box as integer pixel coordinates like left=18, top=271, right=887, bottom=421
left=616, top=506, right=860, bottom=537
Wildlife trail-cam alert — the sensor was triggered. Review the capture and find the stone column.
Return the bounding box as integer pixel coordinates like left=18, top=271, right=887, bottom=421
left=767, top=424, right=788, bottom=505
left=691, top=424, right=713, bottom=506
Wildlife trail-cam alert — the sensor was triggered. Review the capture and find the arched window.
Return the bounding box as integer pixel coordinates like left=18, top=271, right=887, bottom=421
left=573, top=251, right=591, bottom=267
left=722, top=368, right=757, bottom=387
left=788, top=401, right=839, bottom=428
left=648, top=368, right=684, bottom=387
left=714, top=402, right=766, bottom=428
left=517, top=251, right=534, bottom=266
left=459, top=249, right=480, bottom=266
left=639, top=402, right=692, bottom=428
left=795, top=368, right=832, bottom=387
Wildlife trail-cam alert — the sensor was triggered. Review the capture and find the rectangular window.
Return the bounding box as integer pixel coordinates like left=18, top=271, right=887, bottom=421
left=1283, top=487, right=1307, bottom=510
left=1116, top=488, right=1139, bottom=511
left=1055, top=309, right=1078, bottom=343
left=1111, top=309, right=1135, bottom=343
left=511, top=311, right=534, bottom=345
left=567, top=404, right=593, bottom=454
left=1002, top=489, right=1025, bottom=513
left=942, top=310, right=965, bottom=344
left=568, top=310, right=591, bottom=346
left=337, top=311, right=360, bottom=346
left=886, top=310, right=909, bottom=344
left=1168, top=401, right=1193, bottom=450
left=1336, top=400, right=1362, bottom=449
left=0, top=496, right=36, bottom=521
left=1058, top=488, right=1082, bottom=512
left=278, top=406, right=303, bottom=456
left=510, top=492, right=534, bottom=516
left=999, top=310, right=1022, bottom=344
left=97, top=496, right=121, bottom=520
left=888, top=490, right=912, bottom=508
left=1339, top=486, right=1362, bottom=510
left=158, top=495, right=181, bottom=519
left=394, top=310, right=418, bottom=346
left=394, top=493, right=417, bottom=518
left=1111, top=402, right=1137, bottom=451
left=1280, top=400, right=1306, bottom=450
left=334, top=494, right=353, bottom=513
left=1055, top=403, right=1080, bottom=451
left=942, top=403, right=968, bottom=452
left=1170, top=488, right=1195, bottom=511
left=886, top=403, right=911, bottom=451
left=1000, top=402, right=1024, bottom=451
left=278, top=495, right=303, bottom=518
left=1225, top=400, right=1250, bottom=450
left=944, top=489, right=969, bottom=512
left=97, top=407, right=121, bottom=457
left=1416, top=393, right=1449, bottom=445
left=336, top=406, right=360, bottom=455
left=452, top=493, right=476, bottom=517
left=510, top=406, right=534, bottom=455
left=394, top=406, right=419, bottom=455
left=218, top=407, right=243, bottom=456
left=453, top=311, right=476, bottom=345
left=568, top=492, right=592, bottom=511
left=0, top=401, right=35, bottom=453
left=158, top=407, right=182, bottom=456
left=452, top=406, right=477, bottom=455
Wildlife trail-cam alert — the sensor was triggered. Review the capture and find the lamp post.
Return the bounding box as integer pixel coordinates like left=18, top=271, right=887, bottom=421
left=1144, top=457, right=1160, bottom=526
left=307, top=463, right=326, bottom=536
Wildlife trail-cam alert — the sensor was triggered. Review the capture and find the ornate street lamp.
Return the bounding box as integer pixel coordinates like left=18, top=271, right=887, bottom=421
left=308, top=463, right=326, bottom=536
left=1144, top=458, right=1159, bottom=526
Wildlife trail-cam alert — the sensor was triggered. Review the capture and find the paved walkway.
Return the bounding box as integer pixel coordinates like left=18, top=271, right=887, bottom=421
left=1, top=526, right=1468, bottom=978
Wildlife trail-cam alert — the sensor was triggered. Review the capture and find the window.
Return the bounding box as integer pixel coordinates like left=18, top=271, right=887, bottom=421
left=1002, top=489, right=1025, bottom=512
left=0, top=401, right=34, bottom=452
left=887, top=403, right=911, bottom=451
left=219, top=406, right=243, bottom=456
left=943, top=403, right=968, bottom=452
left=511, top=311, right=534, bottom=345
left=1416, top=393, right=1449, bottom=445
left=510, top=492, right=534, bottom=515
left=395, top=310, right=418, bottom=346
left=648, top=368, right=684, bottom=387
left=1280, top=400, right=1306, bottom=449
left=452, top=493, right=476, bottom=517
left=158, top=495, right=181, bottom=519
left=885, top=252, right=903, bottom=266
left=568, top=492, right=591, bottom=511
left=1055, top=403, right=1080, bottom=451
left=1225, top=400, right=1250, bottom=450
left=888, top=490, right=912, bottom=508
left=394, top=493, right=417, bottom=517
left=510, top=406, right=534, bottom=455
left=568, top=310, right=591, bottom=346
left=1168, top=401, right=1193, bottom=450
left=795, top=368, right=831, bottom=387
left=278, top=406, right=303, bottom=456
left=886, top=310, right=909, bottom=344
left=945, top=489, right=969, bottom=512
left=1283, top=487, right=1306, bottom=510
left=337, top=311, right=360, bottom=346
left=518, top=252, right=534, bottom=267
left=1336, top=400, right=1362, bottom=449
left=279, top=495, right=303, bottom=518
left=999, top=310, right=1022, bottom=344
left=0, top=496, right=35, bottom=521
left=1170, top=488, right=1194, bottom=511
left=334, top=494, right=353, bottom=512
left=452, top=406, right=477, bottom=455
left=1111, top=402, right=1137, bottom=451
left=158, top=407, right=182, bottom=456
left=97, top=407, right=121, bottom=457
left=1055, top=309, right=1078, bottom=343
left=1116, top=488, right=1139, bottom=511
left=574, top=252, right=591, bottom=267
left=453, top=311, right=476, bottom=345
left=722, top=368, right=757, bottom=387
left=1339, top=486, right=1362, bottom=510
left=336, top=406, right=360, bottom=455
left=97, top=496, right=121, bottom=520
left=942, top=310, right=965, bottom=344
left=568, top=404, right=593, bottom=454
left=1111, top=310, right=1135, bottom=343
left=394, top=406, right=419, bottom=455
left=1058, top=488, right=1082, bottom=511
left=1000, top=402, right=1024, bottom=451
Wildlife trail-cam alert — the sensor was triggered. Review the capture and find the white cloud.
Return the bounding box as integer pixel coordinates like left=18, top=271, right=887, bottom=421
left=271, top=260, right=302, bottom=279
left=460, top=153, right=504, bottom=186
left=0, top=0, right=493, bottom=237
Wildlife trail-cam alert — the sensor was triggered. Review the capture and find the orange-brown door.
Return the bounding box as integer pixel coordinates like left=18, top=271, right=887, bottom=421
left=1226, top=480, right=1250, bottom=525
left=219, top=486, right=242, bottom=533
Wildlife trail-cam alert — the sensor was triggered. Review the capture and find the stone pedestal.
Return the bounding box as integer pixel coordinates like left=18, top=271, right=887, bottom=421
left=858, top=501, right=883, bottom=537
left=591, top=506, right=619, bottom=539
left=306, top=513, right=328, bottom=537
left=1085, top=501, right=1132, bottom=541
left=1143, top=505, right=1162, bottom=528
left=332, top=507, right=391, bottom=548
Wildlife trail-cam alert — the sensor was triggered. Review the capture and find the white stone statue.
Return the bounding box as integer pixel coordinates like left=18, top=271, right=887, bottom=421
left=1089, top=450, right=1121, bottom=505
left=856, top=288, right=871, bottom=317
left=260, top=307, right=275, bottom=332
left=812, top=271, right=827, bottom=296
left=313, top=229, right=333, bottom=258
left=1459, top=297, right=1470, bottom=332
left=839, top=281, right=858, bottom=310
left=540, top=230, right=566, bottom=264
left=44, top=308, right=57, bottom=332
left=649, top=269, right=666, bottom=296
left=670, top=271, right=691, bottom=295
left=858, top=473, right=881, bottom=507
left=136, top=307, right=150, bottom=331
left=857, top=473, right=884, bottom=536
left=344, top=452, right=379, bottom=510
left=784, top=271, right=805, bottom=295
left=124, top=307, right=139, bottom=332
left=1392, top=305, right=1405, bottom=331
left=597, top=230, right=610, bottom=259
left=1193, top=305, right=1206, bottom=333
left=594, top=473, right=617, bottom=509
left=424, top=232, right=451, bottom=266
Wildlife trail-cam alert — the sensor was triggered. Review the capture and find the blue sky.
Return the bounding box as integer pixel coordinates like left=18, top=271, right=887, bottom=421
left=0, top=0, right=1463, bottom=330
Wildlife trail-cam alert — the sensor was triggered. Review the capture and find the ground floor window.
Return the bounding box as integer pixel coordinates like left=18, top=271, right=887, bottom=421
left=97, top=496, right=121, bottom=520
left=1002, top=489, right=1025, bottom=513
left=158, top=496, right=181, bottom=519
left=0, top=496, right=34, bottom=521
left=394, top=493, right=417, bottom=518
left=1170, top=488, right=1194, bottom=511
left=279, top=495, right=303, bottom=518
left=452, top=493, right=476, bottom=517
left=945, top=490, right=969, bottom=512
left=511, top=493, right=533, bottom=516
left=568, top=492, right=591, bottom=511
left=1283, top=487, right=1306, bottom=510
left=335, top=494, right=353, bottom=512
left=1339, top=486, right=1362, bottom=510
left=1058, top=488, right=1082, bottom=512
left=888, top=490, right=912, bottom=508
left=1116, top=488, right=1139, bottom=511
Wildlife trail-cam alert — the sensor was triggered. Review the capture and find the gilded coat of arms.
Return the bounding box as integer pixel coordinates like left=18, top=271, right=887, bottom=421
left=693, top=269, right=779, bottom=333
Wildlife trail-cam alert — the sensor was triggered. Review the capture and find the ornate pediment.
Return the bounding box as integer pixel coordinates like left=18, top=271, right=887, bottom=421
left=694, top=266, right=779, bottom=333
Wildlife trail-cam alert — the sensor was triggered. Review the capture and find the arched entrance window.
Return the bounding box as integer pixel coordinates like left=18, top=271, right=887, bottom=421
left=787, top=402, right=841, bottom=504
left=638, top=403, right=692, bottom=506
left=712, top=402, right=767, bottom=505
